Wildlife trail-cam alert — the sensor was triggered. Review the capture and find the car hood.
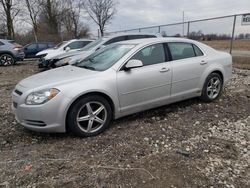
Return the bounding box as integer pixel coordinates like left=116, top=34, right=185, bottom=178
left=53, top=50, right=87, bottom=60
left=36, top=49, right=54, bottom=56
left=18, top=65, right=97, bottom=90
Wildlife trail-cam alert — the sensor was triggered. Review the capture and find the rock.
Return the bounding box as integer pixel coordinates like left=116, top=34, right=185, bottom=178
left=176, top=149, right=190, bottom=157
left=144, top=137, right=149, bottom=142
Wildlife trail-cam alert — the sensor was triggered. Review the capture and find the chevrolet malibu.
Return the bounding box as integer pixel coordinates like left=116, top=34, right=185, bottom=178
left=12, top=38, right=232, bottom=137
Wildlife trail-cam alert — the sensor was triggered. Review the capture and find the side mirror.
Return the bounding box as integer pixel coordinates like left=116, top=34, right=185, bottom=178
left=125, top=59, right=143, bottom=70
left=65, top=47, right=70, bottom=52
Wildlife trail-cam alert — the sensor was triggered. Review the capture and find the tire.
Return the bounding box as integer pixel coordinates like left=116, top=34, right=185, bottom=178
left=200, top=73, right=223, bottom=102
left=0, top=54, right=15, bottom=66
left=67, top=95, right=112, bottom=137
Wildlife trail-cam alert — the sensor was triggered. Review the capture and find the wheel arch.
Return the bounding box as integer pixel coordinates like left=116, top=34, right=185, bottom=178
left=0, top=51, right=15, bottom=57
left=200, top=64, right=226, bottom=90
left=209, top=70, right=224, bottom=83
left=65, top=91, right=116, bottom=132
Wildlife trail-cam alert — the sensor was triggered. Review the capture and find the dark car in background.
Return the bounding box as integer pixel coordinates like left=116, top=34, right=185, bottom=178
left=0, top=39, right=24, bottom=66
left=23, top=42, right=55, bottom=58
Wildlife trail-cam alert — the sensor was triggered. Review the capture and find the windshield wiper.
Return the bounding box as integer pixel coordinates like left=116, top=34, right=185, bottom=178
left=79, top=65, right=96, bottom=70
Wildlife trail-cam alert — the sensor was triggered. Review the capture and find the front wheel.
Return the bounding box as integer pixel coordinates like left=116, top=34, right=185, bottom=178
left=67, top=95, right=112, bottom=137
left=0, top=54, right=15, bottom=66
left=200, top=73, right=223, bottom=102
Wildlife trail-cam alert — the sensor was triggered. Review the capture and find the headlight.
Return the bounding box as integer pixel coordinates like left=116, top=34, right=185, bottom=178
left=55, top=57, right=71, bottom=66
left=26, top=88, right=60, bottom=105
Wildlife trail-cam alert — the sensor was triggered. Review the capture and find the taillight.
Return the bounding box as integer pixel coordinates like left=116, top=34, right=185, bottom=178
left=13, top=44, right=23, bottom=51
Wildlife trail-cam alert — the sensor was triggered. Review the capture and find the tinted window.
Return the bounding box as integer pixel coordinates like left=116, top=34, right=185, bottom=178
left=168, top=42, right=196, bottom=60
left=26, top=44, right=37, bottom=50
left=193, top=44, right=203, bottom=56
left=131, top=43, right=165, bottom=66
left=79, top=41, right=92, bottom=48
left=104, top=36, right=127, bottom=45
left=66, top=41, right=82, bottom=49
left=38, top=43, right=47, bottom=49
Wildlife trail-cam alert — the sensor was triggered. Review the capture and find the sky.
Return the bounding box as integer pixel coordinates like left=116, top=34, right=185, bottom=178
left=86, top=0, right=250, bottom=36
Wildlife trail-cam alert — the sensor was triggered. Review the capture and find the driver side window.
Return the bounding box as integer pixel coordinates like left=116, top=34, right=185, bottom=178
left=131, top=43, right=165, bottom=66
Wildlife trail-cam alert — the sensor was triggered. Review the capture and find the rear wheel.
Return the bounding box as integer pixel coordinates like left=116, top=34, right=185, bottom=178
left=200, top=73, right=223, bottom=102
left=67, top=95, right=112, bottom=137
left=0, top=54, right=15, bottom=66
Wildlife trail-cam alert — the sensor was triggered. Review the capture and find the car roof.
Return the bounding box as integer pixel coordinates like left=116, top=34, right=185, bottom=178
left=68, top=39, right=94, bottom=42
left=102, top=32, right=161, bottom=40
left=117, top=37, right=199, bottom=45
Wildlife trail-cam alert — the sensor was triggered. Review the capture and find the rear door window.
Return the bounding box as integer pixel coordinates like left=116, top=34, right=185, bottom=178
left=38, top=43, right=47, bottom=50
left=167, top=42, right=196, bottom=60
left=26, top=44, right=37, bottom=50
left=193, top=44, right=204, bottom=56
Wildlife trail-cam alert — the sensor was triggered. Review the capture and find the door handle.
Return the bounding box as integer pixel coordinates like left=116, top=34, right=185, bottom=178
left=200, top=60, right=207, bottom=65
left=160, top=67, right=170, bottom=73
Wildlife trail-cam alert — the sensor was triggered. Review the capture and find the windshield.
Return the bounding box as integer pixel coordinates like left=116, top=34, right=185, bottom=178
left=74, top=44, right=135, bottom=71
left=79, top=38, right=105, bottom=51
left=54, top=41, right=67, bottom=49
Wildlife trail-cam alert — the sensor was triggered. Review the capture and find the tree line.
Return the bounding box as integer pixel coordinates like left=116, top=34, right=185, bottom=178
left=0, top=0, right=117, bottom=44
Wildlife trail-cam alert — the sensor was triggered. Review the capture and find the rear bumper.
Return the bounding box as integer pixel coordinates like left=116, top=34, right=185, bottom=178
left=15, top=51, right=25, bottom=61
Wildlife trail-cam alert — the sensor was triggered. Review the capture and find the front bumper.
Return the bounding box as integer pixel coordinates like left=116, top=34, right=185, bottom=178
left=38, top=58, right=50, bottom=69
left=11, top=86, right=71, bottom=133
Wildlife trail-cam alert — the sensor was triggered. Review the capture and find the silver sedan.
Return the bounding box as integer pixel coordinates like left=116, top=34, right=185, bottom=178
left=11, top=38, right=232, bottom=137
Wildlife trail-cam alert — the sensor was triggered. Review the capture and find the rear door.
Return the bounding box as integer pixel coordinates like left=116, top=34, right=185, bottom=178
left=167, top=42, right=207, bottom=99
left=117, top=43, right=172, bottom=114
left=25, top=43, right=38, bottom=58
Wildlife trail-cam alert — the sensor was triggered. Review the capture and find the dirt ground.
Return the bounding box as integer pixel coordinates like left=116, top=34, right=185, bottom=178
left=0, top=61, right=249, bottom=188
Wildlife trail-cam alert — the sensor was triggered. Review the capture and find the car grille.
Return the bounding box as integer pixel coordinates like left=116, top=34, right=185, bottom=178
left=14, top=89, right=23, bottom=96
left=24, top=120, right=46, bottom=127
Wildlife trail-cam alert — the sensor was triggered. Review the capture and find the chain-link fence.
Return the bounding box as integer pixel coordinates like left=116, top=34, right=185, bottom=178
left=109, top=13, right=250, bottom=69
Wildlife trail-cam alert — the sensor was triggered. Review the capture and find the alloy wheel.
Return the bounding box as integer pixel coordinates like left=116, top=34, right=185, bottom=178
left=76, top=101, right=107, bottom=133
left=206, top=77, right=221, bottom=99
left=0, top=54, right=14, bottom=66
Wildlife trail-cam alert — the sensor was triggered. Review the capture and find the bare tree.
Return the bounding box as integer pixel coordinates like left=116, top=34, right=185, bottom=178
left=25, top=0, right=41, bottom=42
left=61, top=0, right=89, bottom=39
left=0, top=0, right=20, bottom=39
left=39, top=0, right=63, bottom=35
left=84, top=0, right=116, bottom=37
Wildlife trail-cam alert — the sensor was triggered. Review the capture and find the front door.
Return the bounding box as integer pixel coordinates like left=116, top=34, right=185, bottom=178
left=117, top=43, right=172, bottom=114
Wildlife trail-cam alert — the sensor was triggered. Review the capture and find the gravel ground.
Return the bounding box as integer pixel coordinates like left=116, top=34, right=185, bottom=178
left=0, top=61, right=249, bottom=188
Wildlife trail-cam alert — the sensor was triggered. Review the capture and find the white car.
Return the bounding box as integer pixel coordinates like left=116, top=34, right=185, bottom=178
left=52, top=33, right=161, bottom=68
left=12, top=38, right=232, bottom=137
left=36, top=39, right=94, bottom=60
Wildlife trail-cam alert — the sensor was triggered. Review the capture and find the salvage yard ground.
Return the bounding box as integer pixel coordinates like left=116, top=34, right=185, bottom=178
left=0, top=61, right=249, bottom=187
